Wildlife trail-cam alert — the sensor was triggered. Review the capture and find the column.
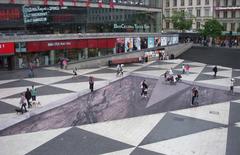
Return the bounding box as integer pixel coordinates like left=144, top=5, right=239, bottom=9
left=50, top=50, right=55, bottom=65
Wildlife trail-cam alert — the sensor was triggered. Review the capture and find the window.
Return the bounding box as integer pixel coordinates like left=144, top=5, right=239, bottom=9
left=166, top=0, right=170, bottom=7
left=205, top=8, right=210, bottom=17
left=222, top=23, right=227, bottom=31
left=197, top=9, right=201, bottom=17
left=216, top=0, right=220, bottom=6
left=166, top=21, right=170, bottom=29
left=224, top=0, right=228, bottom=6
left=216, top=12, right=220, bottom=18
left=188, top=9, right=193, bottom=16
left=196, top=22, right=201, bottom=29
left=181, top=0, right=185, bottom=6
left=205, top=0, right=209, bottom=5
left=165, top=10, right=170, bottom=17
left=232, top=0, right=236, bottom=6
left=231, top=23, right=235, bottom=31
left=231, top=11, right=236, bottom=18
left=197, top=0, right=201, bottom=5
left=188, top=0, right=192, bottom=6
left=223, top=11, right=228, bottom=18
left=173, top=0, right=177, bottom=6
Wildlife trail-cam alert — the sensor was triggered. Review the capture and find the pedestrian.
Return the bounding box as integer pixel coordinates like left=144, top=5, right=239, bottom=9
left=185, top=64, right=190, bottom=75
left=182, top=64, right=185, bottom=74
left=89, top=76, right=94, bottom=92
left=31, top=85, right=37, bottom=102
left=213, top=66, right=218, bottom=77
left=140, top=79, right=148, bottom=98
left=25, top=88, right=32, bottom=108
left=19, top=93, right=27, bottom=114
left=63, top=59, right=68, bottom=70
left=116, top=64, right=120, bottom=76
left=191, top=87, right=199, bottom=106
left=230, top=78, right=235, bottom=94
left=120, top=64, right=124, bottom=76
left=73, top=67, right=77, bottom=78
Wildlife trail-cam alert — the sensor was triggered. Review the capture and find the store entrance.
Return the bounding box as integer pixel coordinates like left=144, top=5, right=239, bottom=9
left=0, top=56, right=14, bottom=70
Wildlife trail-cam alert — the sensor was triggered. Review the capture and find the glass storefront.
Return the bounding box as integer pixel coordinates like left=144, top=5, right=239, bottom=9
left=0, top=3, right=162, bottom=35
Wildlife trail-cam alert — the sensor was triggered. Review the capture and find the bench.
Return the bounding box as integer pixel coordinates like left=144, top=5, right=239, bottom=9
left=108, top=57, right=140, bottom=66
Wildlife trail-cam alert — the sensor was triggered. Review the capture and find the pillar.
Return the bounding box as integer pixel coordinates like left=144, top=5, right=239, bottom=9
left=50, top=50, right=55, bottom=65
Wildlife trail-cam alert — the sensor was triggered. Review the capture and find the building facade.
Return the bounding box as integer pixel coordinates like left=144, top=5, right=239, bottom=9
left=0, top=0, right=179, bottom=70
left=214, top=0, right=240, bottom=33
left=163, top=0, right=214, bottom=32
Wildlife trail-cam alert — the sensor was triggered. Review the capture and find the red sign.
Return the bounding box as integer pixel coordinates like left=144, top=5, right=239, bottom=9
left=27, top=39, right=116, bottom=52
left=0, top=42, right=15, bottom=55
left=0, top=8, right=21, bottom=21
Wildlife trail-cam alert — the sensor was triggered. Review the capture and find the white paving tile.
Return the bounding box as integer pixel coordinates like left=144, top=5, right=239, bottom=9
left=1, top=93, right=76, bottom=107
left=181, top=73, right=200, bottom=82
left=197, top=78, right=232, bottom=88
left=24, top=76, right=72, bottom=85
left=161, top=59, right=184, bottom=64
left=0, top=127, right=70, bottom=155
left=187, top=67, right=205, bottom=74
left=171, top=101, right=230, bottom=125
left=134, top=70, right=167, bottom=77
left=51, top=81, right=107, bottom=92
left=100, top=147, right=135, bottom=155
left=0, top=113, right=17, bottom=125
left=0, top=79, right=19, bottom=85
left=85, top=73, right=117, bottom=81
left=78, top=113, right=166, bottom=146
left=140, top=127, right=228, bottom=155
left=234, top=86, right=240, bottom=93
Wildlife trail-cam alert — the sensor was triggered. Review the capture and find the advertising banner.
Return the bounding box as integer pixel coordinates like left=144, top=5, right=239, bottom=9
left=125, top=38, right=133, bottom=52
left=148, top=37, right=154, bottom=48
left=116, top=38, right=125, bottom=53
left=155, top=37, right=161, bottom=47
left=161, top=37, right=167, bottom=46
left=172, top=36, right=179, bottom=44
left=133, top=37, right=141, bottom=51
left=0, top=42, right=15, bottom=55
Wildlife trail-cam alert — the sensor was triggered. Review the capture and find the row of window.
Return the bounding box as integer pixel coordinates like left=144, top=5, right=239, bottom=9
left=165, top=0, right=210, bottom=7
left=216, top=10, right=239, bottom=18
left=165, top=8, right=211, bottom=18
left=216, top=0, right=238, bottom=7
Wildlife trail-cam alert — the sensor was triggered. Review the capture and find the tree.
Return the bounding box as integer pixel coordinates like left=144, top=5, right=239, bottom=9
left=171, top=11, right=193, bottom=32
left=200, top=19, right=223, bottom=38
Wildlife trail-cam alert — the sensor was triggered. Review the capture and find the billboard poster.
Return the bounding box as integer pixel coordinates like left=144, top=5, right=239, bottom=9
left=172, top=36, right=179, bottom=44
left=155, top=37, right=161, bottom=47
left=133, top=37, right=141, bottom=51
left=0, top=42, right=15, bottom=55
left=148, top=37, right=154, bottom=48
left=167, top=37, right=173, bottom=45
left=141, top=37, right=148, bottom=49
left=161, top=37, right=167, bottom=46
left=116, top=38, right=125, bottom=53
left=125, top=37, right=133, bottom=52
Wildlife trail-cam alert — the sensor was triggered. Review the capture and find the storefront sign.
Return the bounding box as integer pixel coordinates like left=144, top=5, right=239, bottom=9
left=22, top=5, right=67, bottom=24
left=0, top=42, right=15, bottom=55
left=113, top=24, right=150, bottom=30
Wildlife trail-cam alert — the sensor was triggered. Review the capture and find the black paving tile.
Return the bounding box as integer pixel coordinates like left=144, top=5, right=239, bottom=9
left=195, top=73, right=227, bottom=81
left=232, top=70, right=240, bottom=78
left=0, top=101, right=17, bottom=114
left=131, top=147, right=164, bottom=155
left=229, top=102, right=240, bottom=124
left=27, top=127, right=133, bottom=155
left=0, top=80, right=42, bottom=89
left=233, top=78, right=240, bottom=86
left=135, top=66, right=163, bottom=72
left=5, top=85, right=74, bottom=99
left=139, top=113, right=224, bottom=145
left=226, top=126, right=240, bottom=155
left=54, top=75, right=105, bottom=84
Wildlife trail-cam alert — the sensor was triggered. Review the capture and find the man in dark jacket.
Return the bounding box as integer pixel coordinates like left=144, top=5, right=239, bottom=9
left=25, top=88, right=32, bottom=108
left=213, top=66, right=218, bottom=77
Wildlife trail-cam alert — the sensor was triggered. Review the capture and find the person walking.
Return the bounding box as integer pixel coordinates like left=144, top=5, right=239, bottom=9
left=230, top=78, right=235, bottom=95
left=213, top=66, right=218, bottom=77
left=25, top=88, right=32, bottom=108
left=73, top=67, right=78, bottom=78
left=182, top=64, right=185, bottom=74
left=89, top=76, right=94, bottom=92
left=185, top=64, right=190, bottom=75
left=140, top=80, right=148, bottom=98
left=31, top=85, right=37, bottom=102
left=191, top=87, right=199, bottom=106
left=120, top=64, right=124, bottom=76
left=19, top=93, right=27, bottom=114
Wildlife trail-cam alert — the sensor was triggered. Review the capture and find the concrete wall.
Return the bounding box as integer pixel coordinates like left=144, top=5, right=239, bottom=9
left=68, top=43, right=193, bottom=69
